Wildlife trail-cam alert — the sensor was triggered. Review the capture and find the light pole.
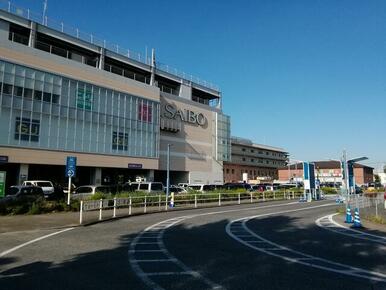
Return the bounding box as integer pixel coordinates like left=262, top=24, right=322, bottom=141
left=166, top=144, right=172, bottom=200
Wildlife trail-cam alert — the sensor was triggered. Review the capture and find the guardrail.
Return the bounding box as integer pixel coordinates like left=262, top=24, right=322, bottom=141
left=347, top=193, right=385, bottom=219
left=79, top=191, right=302, bottom=224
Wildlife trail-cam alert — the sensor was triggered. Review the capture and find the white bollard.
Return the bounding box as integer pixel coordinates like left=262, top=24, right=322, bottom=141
left=159, top=195, right=161, bottom=211
left=113, top=197, right=117, bottom=218
left=79, top=200, right=83, bottom=224
left=218, top=193, right=221, bottom=206
left=129, top=197, right=132, bottom=215
left=194, top=194, right=197, bottom=208
left=99, top=199, right=103, bottom=221
left=250, top=193, right=253, bottom=203
left=238, top=193, right=241, bottom=205
left=144, top=196, right=147, bottom=213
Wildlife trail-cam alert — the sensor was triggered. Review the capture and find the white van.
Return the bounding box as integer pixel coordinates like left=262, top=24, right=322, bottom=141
left=131, top=182, right=164, bottom=193
left=22, top=180, right=55, bottom=197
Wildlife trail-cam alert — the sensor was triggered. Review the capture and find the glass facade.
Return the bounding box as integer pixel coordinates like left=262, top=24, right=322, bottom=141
left=0, top=60, right=160, bottom=158
left=216, top=113, right=231, bottom=162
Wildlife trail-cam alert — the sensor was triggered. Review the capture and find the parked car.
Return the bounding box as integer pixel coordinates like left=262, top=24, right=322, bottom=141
left=0, top=185, right=44, bottom=204
left=251, top=184, right=266, bottom=192
left=167, top=185, right=188, bottom=194
left=72, top=185, right=113, bottom=199
left=223, top=183, right=252, bottom=191
left=187, top=184, right=223, bottom=192
left=22, top=180, right=55, bottom=198
left=130, top=182, right=164, bottom=193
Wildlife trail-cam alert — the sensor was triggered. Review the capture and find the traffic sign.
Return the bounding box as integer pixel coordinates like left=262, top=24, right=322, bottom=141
left=66, top=156, right=77, bottom=178
left=67, top=169, right=75, bottom=178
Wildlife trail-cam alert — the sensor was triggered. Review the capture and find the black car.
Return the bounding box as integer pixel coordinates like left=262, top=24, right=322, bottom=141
left=223, top=183, right=252, bottom=191
left=0, top=185, right=44, bottom=204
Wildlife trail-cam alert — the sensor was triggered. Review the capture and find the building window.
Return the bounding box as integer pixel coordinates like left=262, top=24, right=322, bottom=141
left=251, top=149, right=254, bottom=153
left=34, top=90, right=42, bottom=100
left=251, top=158, right=254, bottom=162
left=226, top=169, right=229, bottom=174
left=3, top=83, right=13, bottom=95
left=138, top=103, right=153, bottom=123
left=242, top=148, right=246, bottom=152
left=15, top=86, right=23, bottom=97
left=112, top=132, right=128, bottom=151
left=231, top=169, right=234, bottom=174
left=242, top=158, right=246, bottom=161
left=14, top=117, right=40, bottom=142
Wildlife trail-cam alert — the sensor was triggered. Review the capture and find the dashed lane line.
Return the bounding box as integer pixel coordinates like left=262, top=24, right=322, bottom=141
left=315, top=214, right=386, bottom=245
left=129, top=201, right=335, bottom=290
left=226, top=209, right=386, bottom=283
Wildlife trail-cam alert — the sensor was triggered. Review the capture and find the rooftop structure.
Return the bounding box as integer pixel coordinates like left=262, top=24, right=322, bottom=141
left=0, top=0, right=220, bottom=102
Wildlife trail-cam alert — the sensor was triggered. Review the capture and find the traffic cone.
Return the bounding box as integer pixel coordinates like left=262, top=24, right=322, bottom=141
left=353, top=208, right=362, bottom=228
left=345, top=206, right=353, bottom=223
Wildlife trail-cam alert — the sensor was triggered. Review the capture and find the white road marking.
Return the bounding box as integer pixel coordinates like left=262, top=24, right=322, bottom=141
left=129, top=200, right=335, bottom=290
left=315, top=214, right=386, bottom=245
left=226, top=208, right=386, bottom=283
left=0, top=227, right=74, bottom=258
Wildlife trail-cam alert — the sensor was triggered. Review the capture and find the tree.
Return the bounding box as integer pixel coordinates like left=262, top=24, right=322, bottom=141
left=374, top=174, right=381, bottom=183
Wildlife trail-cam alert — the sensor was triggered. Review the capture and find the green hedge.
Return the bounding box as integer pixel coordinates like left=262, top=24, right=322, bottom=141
left=0, top=197, right=80, bottom=215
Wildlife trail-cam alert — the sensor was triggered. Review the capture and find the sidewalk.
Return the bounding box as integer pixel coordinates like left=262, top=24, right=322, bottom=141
left=334, top=212, right=386, bottom=237
left=0, top=211, right=80, bottom=233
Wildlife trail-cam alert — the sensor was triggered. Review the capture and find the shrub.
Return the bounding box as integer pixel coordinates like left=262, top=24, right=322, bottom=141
left=321, top=187, right=338, bottom=195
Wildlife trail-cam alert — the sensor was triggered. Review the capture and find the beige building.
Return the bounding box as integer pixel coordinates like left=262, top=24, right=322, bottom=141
left=0, top=6, right=230, bottom=186
left=224, top=137, right=288, bottom=183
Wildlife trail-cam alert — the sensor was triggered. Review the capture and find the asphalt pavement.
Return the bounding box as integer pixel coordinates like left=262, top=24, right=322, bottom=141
left=0, top=200, right=385, bottom=290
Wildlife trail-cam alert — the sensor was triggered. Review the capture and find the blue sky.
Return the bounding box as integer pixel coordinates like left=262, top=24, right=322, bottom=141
left=9, top=0, right=386, bottom=169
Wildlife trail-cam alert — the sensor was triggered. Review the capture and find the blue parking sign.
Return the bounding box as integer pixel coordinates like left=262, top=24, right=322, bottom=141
left=66, top=156, right=77, bottom=178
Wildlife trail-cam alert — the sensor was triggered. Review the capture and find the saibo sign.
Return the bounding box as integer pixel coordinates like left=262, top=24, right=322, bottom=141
left=163, top=104, right=206, bottom=126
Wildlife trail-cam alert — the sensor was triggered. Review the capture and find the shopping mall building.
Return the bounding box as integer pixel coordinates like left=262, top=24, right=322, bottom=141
left=0, top=5, right=231, bottom=187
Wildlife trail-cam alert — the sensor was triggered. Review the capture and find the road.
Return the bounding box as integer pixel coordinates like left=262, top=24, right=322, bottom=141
left=0, top=199, right=385, bottom=290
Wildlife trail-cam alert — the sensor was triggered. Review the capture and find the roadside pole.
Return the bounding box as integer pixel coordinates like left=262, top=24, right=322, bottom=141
left=166, top=144, right=171, bottom=205
left=67, top=176, right=71, bottom=205
left=65, top=156, right=77, bottom=206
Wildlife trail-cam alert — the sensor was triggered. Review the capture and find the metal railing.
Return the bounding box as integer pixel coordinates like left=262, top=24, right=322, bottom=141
left=79, top=191, right=301, bottom=224
left=8, top=31, right=28, bottom=45
left=347, top=193, right=385, bottom=219
left=0, top=0, right=219, bottom=92
left=104, top=63, right=150, bottom=84
left=34, top=40, right=98, bottom=67
left=158, top=85, right=177, bottom=96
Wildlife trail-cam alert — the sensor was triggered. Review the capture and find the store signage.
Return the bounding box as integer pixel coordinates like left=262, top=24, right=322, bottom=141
left=128, top=163, right=142, bottom=169
left=76, top=88, right=93, bottom=110
left=0, top=171, right=6, bottom=198
left=15, top=117, right=40, bottom=142
left=0, top=156, right=8, bottom=164
left=164, top=104, right=206, bottom=126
